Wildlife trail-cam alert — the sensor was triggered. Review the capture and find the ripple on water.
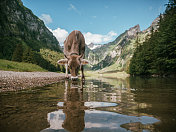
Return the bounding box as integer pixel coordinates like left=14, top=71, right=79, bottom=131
left=57, top=101, right=118, bottom=108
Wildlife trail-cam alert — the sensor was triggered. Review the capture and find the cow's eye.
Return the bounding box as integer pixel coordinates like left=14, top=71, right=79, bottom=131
left=76, top=67, right=79, bottom=72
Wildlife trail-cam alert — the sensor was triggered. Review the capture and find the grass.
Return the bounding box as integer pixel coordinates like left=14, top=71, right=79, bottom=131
left=85, top=70, right=129, bottom=79
left=0, top=59, right=47, bottom=72
left=100, top=63, right=120, bottom=73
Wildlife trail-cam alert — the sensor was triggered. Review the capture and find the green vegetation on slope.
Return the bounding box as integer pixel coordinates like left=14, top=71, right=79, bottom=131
left=0, top=59, right=47, bottom=72
left=85, top=70, right=129, bottom=79
left=0, top=38, right=64, bottom=72
left=39, top=49, right=65, bottom=72
left=0, top=0, right=64, bottom=72
left=90, top=25, right=145, bottom=72
left=0, top=0, right=60, bottom=52
left=129, top=0, right=176, bottom=76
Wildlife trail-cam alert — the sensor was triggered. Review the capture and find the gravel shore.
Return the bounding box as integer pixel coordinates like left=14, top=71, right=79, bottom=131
left=0, top=70, right=66, bottom=92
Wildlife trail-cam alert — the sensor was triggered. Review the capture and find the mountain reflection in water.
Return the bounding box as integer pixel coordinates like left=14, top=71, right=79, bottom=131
left=41, top=79, right=159, bottom=132
left=2, top=77, right=175, bottom=132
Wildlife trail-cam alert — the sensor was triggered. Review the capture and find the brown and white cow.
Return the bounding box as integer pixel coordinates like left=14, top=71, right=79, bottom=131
left=57, top=30, right=89, bottom=80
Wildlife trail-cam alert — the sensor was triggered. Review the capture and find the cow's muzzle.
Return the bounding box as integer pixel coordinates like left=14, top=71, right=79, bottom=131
left=71, top=76, right=78, bottom=81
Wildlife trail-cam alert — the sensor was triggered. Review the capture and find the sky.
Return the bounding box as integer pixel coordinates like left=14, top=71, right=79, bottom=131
left=21, top=0, right=168, bottom=45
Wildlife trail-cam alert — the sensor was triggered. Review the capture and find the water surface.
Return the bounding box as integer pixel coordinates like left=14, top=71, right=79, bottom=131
left=0, top=77, right=176, bottom=132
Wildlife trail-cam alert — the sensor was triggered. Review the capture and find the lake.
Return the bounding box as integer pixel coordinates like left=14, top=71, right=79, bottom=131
left=0, top=76, right=176, bottom=132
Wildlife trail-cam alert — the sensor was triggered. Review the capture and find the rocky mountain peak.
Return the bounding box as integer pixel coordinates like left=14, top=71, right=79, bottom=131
left=127, top=24, right=140, bottom=38
left=87, top=43, right=102, bottom=50
left=86, top=15, right=163, bottom=72
left=142, top=15, right=163, bottom=33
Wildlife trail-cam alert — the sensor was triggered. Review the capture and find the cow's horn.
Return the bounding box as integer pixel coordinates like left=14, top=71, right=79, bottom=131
left=64, top=54, right=70, bottom=59
left=79, top=54, right=84, bottom=59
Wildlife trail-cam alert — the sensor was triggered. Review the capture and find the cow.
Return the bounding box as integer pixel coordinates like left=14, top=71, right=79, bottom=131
left=57, top=30, right=89, bottom=80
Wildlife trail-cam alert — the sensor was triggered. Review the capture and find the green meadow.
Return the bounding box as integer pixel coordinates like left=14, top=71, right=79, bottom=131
left=0, top=59, right=47, bottom=72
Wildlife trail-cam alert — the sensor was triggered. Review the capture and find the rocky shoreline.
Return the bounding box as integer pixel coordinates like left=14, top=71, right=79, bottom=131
left=0, top=70, right=66, bottom=92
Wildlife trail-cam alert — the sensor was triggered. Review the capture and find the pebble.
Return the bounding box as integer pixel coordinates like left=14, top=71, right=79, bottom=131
left=0, top=70, right=66, bottom=92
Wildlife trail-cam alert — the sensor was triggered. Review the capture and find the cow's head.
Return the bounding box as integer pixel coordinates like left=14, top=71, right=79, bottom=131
left=57, top=54, right=89, bottom=80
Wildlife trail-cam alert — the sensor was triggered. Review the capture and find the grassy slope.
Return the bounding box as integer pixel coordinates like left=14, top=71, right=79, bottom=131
left=97, top=32, right=148, bottom=73
left=85, top=70, right=129, bottom=79
left=0, top=59, right=47, bottom=72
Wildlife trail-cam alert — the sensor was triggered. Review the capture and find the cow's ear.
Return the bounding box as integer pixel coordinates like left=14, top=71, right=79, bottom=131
left=57, top=59, right=68, bottom=65
left=81, top=59, right=89, bottom=65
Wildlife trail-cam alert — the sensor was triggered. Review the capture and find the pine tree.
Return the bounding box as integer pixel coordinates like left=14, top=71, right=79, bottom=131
left=11, top=44, right=23, bottom=62
left=129, top=0, right=176, bottom=76
left=22, top=47, right=34, bottom=63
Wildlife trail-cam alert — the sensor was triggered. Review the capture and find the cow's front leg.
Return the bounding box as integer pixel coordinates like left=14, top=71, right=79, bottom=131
left=65, top=64, right=69, bottom=79
left=80, top=65, right=85, bottom=80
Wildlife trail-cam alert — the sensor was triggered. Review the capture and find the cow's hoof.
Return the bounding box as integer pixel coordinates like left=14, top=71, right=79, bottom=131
left=82, top=76, right=85, bottom=81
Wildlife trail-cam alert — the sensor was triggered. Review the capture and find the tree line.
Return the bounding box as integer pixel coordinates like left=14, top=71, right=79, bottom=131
left=129, top=0, right=176, bottom=76
left=0, top=37, right=65, bottom=72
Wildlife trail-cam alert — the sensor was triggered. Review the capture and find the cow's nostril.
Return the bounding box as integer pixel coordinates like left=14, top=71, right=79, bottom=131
left=71, top=76, right=78, bottom=81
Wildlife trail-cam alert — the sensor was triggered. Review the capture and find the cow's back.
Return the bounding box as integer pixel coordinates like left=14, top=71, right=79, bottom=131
left=64, top=30, right=85, bottom=57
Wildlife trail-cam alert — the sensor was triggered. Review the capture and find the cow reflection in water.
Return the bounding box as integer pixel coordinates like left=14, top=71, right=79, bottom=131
left=61, top=80, right=86, bottom=132
left=41, top=80, right=86, bottom=132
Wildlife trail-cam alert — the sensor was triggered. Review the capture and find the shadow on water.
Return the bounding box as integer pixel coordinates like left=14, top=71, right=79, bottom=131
left=1, top=76, right=176, bottom=132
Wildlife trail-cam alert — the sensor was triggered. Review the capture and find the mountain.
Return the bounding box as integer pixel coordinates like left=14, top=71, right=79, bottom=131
left=85, top=17, right=161, bottom=73
left=0, top=0, right=64, bottom=72
left=0, top=0, right=61, bottom=53
left=85, top=24, right=140, bottom=70
left=129, top=1, right=176, bottom=76
left=142, top=15, right=163, bottom=34
left=92, top=24, right=141, bottom=71
left=87, top=43, right=102, bottom=50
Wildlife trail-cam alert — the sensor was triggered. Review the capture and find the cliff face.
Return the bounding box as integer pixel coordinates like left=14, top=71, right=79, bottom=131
left=0, top=0, right=60, bottom=52
left=87, top=43, right=102, bottom=50
left=85, top=17, right=161, bottom=72
left=85, top=24, right=141, bottom=71
left=127, top=24, right=140, bottom=38
left=142, top=15, right=163, bottom=33
left=0, top=0, right=64, bottom=72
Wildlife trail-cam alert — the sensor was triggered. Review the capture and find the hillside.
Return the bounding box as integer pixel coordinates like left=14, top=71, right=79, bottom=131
left=85, top=25, right=142, bottom=71
left=0, top=0, right=64, bottom=72
left=85, top=17, right=161, bottom=73
left=129, top=1, right=176, bottom=76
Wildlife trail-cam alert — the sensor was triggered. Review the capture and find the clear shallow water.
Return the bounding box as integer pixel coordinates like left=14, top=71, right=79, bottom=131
left=0, top=77, right=176, bottom=132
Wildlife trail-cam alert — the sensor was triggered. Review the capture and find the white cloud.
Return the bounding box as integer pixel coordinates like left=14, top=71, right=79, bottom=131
left=49, top=27, right=69, bottom=44
left=69, top=4, right=76, bottom=10
left=68, top=4, right=81, bottom=15
left=47, top=27, right=52, bottom=32
left=84, top=31, right=117, bottom=45
left=40, top=14, right=52, bottom=24
left=48, top=27, right=117, bottom=45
